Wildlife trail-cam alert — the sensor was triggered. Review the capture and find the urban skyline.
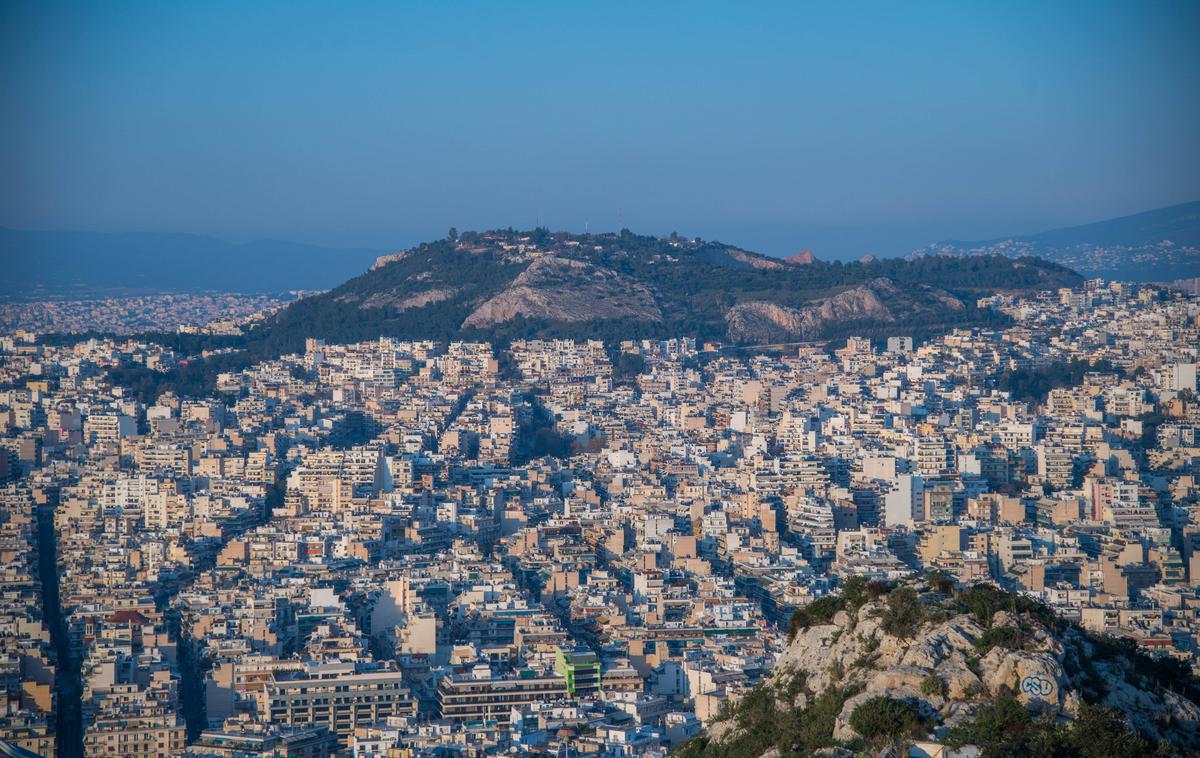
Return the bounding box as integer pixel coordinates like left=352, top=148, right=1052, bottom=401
left=3, top=3, right=1200, bottom=758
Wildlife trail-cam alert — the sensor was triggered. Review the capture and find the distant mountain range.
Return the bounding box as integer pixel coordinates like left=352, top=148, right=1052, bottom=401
left=915, top=201, right=1200, bottom=281
left=0, top=228, right=382, bottom=299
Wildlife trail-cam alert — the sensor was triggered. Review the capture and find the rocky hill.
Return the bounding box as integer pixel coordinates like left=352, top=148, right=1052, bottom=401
left=916, top=200, right=1200, bottom=282
left=92, top=228, right=1082, bottom=400
left=679, top=578, right=1200, bottom=757
left=245, top=228, right=1079, bottom=360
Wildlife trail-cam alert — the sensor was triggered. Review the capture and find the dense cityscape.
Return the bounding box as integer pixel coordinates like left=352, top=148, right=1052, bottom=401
left=5, top=2, right=1199, bottom=756
left=0, top=294, right=298, bottom=337
left=0, top=272, right=1197, bottom=756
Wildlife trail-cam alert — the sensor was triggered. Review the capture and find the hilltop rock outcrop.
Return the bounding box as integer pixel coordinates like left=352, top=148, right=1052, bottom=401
left=724, top=279, right=899, bottom=343
left=462, top=256, right=662, bottom=328
left=724, top=278, right=966, bottom=343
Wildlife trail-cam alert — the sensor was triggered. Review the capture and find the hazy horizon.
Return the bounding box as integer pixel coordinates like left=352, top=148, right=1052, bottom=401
left=5, top=198, right=1195, bottom=266
left=3, top=2, right=1198, bottom=261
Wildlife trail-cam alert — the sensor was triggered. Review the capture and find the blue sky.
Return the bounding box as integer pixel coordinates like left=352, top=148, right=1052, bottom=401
left=2, top=1, right=1198, bottom=258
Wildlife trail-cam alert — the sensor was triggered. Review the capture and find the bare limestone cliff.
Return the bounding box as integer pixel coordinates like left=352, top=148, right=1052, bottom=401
left=724, top=278, right=966, bottom=343
left=462, top=256, right=663, bottom=328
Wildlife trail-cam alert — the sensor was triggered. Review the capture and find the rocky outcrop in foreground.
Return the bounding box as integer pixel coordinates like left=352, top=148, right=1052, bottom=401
left=681, top=581, right=1200, bottom=757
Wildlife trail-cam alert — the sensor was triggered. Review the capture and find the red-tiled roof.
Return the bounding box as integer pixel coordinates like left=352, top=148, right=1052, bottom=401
left=107, top=609, right=150, bottom=625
